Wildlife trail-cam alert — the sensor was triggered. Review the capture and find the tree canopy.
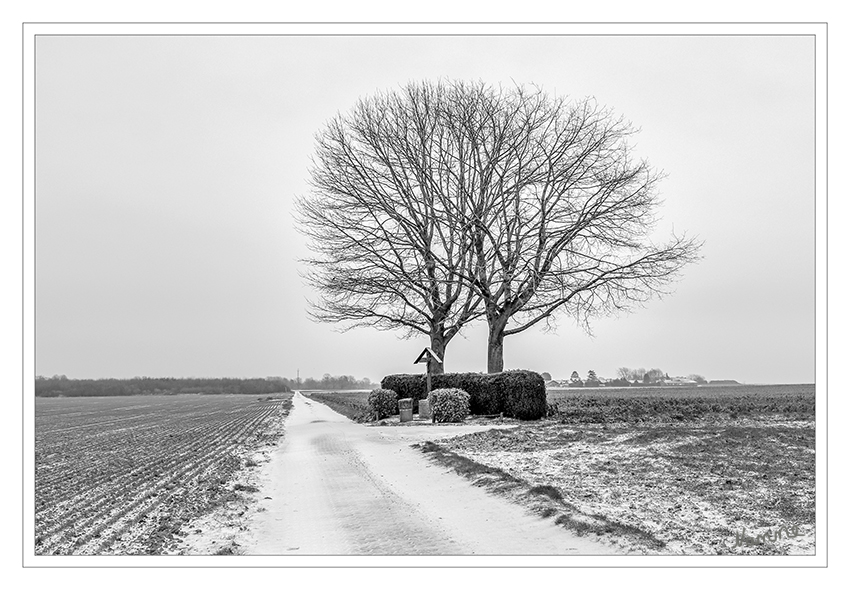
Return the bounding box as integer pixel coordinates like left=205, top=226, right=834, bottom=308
left=297, top=79, right=701, bottom=373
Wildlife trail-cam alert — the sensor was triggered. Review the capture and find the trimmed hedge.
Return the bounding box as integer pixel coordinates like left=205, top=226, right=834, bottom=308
left=381, top=374, right=427, bottom=413
left=430, top=388, right=470, bottom=423
left=380, top=370, right=546, bottom=420
left=381, top=372, right=502, bottom=416
left=495, top=370, right=547, bottom=420
left=367, top=388, right=398, bottom=420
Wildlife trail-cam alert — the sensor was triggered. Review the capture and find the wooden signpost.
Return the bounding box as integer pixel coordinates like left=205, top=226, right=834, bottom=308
left=414, top=347, right=443, bottom=422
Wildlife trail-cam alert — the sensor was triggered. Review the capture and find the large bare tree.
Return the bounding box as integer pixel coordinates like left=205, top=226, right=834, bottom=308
left=296, top=82, right=487, bottom=372
left=298, top=79, right=700, bottom=374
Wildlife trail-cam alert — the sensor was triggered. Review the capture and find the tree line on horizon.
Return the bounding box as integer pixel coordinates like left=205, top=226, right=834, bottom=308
left=545, top=368, right=708, bottom=387
left=34, top=375, right=292, bottom=397
left=275, top=374, right=373, bottom=391
left=34, top=374, right=377, bottom=397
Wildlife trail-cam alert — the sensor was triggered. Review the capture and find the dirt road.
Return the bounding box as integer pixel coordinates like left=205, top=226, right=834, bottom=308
left=241, top=392, right=620, bottom=555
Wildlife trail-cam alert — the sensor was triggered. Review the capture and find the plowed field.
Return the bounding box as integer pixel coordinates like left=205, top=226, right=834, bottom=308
left=34, top=393, right=292, bottom=555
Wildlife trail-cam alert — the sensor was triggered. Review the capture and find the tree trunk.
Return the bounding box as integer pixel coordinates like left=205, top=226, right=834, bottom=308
left=487, top=324, right=505, bottom=374
left=429, top=332, right=446, bottom=375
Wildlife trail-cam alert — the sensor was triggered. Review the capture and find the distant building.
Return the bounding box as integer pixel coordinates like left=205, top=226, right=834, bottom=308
left=661, top=376, right=698, bottom=385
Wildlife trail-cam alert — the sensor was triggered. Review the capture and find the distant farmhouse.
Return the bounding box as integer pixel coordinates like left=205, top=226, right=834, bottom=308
left=662, top=376, right=699, bottom=385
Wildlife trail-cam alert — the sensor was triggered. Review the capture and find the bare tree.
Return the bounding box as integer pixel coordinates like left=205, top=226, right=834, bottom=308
left=645, top=368, right=666, bottom=383
left=298, top=79, right=700, bottom=375
left=296, top=82, right=486, bottom=372
left=445, top=82, right=702, bottom=372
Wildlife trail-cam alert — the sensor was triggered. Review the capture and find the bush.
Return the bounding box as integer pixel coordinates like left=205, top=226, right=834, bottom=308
left=381, top=370, right=545, bottom=420
left=367, top=388, right=398, bottom=420
left=430, top=388, right=470, bottom=423
left=496, top=370, right=547, bottom=420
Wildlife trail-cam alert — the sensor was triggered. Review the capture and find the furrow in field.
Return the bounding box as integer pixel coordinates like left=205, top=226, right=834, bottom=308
left=35, top=402, right=278, bottom=508
left=35, top=399, right=286, bottom=555
left=84, top=413, right=272, bottom=554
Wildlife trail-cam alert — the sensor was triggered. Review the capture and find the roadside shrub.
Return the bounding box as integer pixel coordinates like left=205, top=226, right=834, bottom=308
left=496, top=370, right=547, bottom=420
left=430, top=388, right=470, bottom=423
left=367, top=388, right=398, bottom=420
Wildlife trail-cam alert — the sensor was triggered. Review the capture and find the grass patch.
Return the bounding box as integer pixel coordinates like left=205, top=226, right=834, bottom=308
left=550, top=513, right=665, bottom=548
left=417, top=441, right=523, bottom=489
left=437, top=412, right=815, bottom=554
left=528, top=484, right=564, bottom=502
left=417, top=439, right=665, bottom=552
left=213, top=543, right=239, bottom=555
left=546, top=384, right=814, bottom=424
left=307, top=391, right=372, bottom=422
left=538, top=506, right=558, bottom=518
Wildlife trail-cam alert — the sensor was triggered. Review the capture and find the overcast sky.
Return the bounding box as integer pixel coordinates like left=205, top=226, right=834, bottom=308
left=34, top=34, right=815, bottom=384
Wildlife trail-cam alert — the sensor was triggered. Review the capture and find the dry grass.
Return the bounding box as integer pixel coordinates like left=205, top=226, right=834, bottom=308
left=304, top=390, right=372, bottom=422
left=433, top=415, right=814, bottom=555
left=418, top=439, right=668, bottom=552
